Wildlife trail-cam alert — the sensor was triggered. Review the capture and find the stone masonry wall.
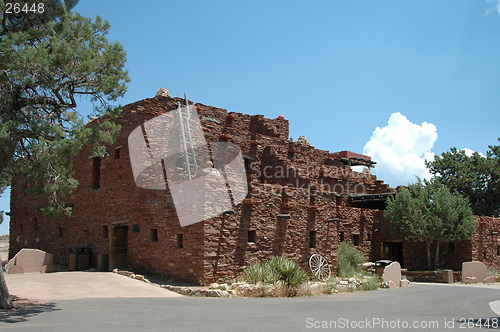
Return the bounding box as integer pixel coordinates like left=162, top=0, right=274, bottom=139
left=471, top=216, right=500, bottom=271
left=9, top=94, right=401, bottom=284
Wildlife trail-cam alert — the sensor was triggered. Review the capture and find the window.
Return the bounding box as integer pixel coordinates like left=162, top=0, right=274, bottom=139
left=58, top=226, right=63, bottom=238
left=177, top=234, right=184, bottom=249
left=19, top=224, right=23, bottom=235
left=497, top=246, right=500, bottom=256
left=114, top=148, right=121, bottom=159
left=309, top=193, right=316, bottom=205
left=248, top=230, right=257, bottom=243
left=132, top=224, right=140, bottom=233
left=244, top=158, right=251, bottom=171
left=92, top=157, right=101, bottom=189
left=151, top=229, right=158, bottom=242
left=33, top=217, right=38, bottom=232
left=339, top=231, right=345, bottom=242
left=353, top=234, right=360, bottom=246
left=309, top=231, right=317, bottom=248
left=281, top=188, right=288, bottom=204
left=448, top=242, right=455, bottom=252
left=103, top=225, right=108, bottom=239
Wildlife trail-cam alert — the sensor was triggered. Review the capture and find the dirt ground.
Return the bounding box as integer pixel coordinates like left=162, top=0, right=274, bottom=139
left=5, top=272, right=183, bottom=301
left=1, top=239, right=182, bottom=302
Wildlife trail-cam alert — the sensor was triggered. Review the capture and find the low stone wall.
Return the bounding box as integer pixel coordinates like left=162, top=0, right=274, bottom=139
left=402, top=270, right=461, bottom=283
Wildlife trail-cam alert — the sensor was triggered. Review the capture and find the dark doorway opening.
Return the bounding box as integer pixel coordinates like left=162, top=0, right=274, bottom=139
left=382, top=241, right=403, bottom=267
left=110, top=225, right=128, bottom=269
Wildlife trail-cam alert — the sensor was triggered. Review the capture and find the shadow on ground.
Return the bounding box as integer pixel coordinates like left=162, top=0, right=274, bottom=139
left=0, top=299, right=59, bottom=324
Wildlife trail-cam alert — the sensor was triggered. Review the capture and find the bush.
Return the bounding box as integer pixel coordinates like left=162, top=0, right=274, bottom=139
left=325, top=277, right=338, bottom=293
left=243, top=264, right=266, bottom=284
left=361, top=275, right=381, bottom=291
left=267, top=256, right=309, bottom=287
left=242, top=256, right=309, bottom=296
left=337, top=242, right=365, bottom=278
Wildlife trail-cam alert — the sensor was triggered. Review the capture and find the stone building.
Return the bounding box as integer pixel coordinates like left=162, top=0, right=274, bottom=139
left=8, top=94, right=500, bottom=284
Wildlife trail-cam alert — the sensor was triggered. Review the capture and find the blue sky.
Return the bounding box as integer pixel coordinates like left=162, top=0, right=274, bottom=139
left=1, top=0, right=500, bottom=234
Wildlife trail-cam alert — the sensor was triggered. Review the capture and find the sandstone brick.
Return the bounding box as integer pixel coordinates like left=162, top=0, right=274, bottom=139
left=9, top=95, right=498, bottom=285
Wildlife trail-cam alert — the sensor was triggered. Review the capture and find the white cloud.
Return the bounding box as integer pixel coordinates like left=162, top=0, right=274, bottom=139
left=461, top=148, right=486, bottom=158
left=363, top=112, right=437, bottom=187
left=485, top=0, right=500, bottom=15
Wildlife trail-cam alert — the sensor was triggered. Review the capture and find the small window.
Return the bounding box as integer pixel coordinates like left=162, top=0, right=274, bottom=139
left=114, top=148, right=121, bottom=159
left=248, top=230, right=257, bottom=243
left=58, top=226, right=63, bottom=238
left=20, top=224, right=23, bottom=235
left=281, top=187, right=288, bottom=204
left=353, top=234, right=360, bottom=246
left=177, top=234, right=184, bottom=249
left=103, top=225, right=108, bottom=239
left=448, top=242, right=455, bottom=253
left=92, top=157, right=101, bottom=189
left=309, top=193, right=316, bottom=205
left=309, top=231, right=317, bottom=248
left=309, top=187, right=317, bottom=205
left=244, top=158, right=251, bottom=171
left=151, top=229, right=158, bottom=242
left=484, top=251, right=487, bottom=260
left=339, top=231, right=345, bottom=242
left=132, top=224, right=140, bottom=233
left=497, top=246, right=500, bottom=256
left=33, top=218, right=38, bottom=232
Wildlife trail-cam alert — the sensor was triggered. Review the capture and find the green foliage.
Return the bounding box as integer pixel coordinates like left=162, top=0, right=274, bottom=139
left=337, top=242, right=365, bottom=278
left=243, top=256, right=309, bottom=288
left=0, top=7, right=129, bottom=215
left=361, top=275, right=381, bottom=291
left=385, top=179, right=476, bottom=269
left=243, top=263, right=278, bottom=285
left=1, top=0, right=80, bottom=34
left=426, top=141, right=500, bottom=217
left=325, top=277, right=338, bottom=293
left=268, top=256, right=309, bottom=287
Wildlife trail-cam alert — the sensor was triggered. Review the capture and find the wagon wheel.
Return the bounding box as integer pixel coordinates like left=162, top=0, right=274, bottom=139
left=309, top=254, right=331, bottom=281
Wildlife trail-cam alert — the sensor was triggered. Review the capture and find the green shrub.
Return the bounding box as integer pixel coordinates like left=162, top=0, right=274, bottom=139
left=337, top=242, right=365, bottom=278
left=243, top=264, right=266, bottom=284
left=361, top=275, right=381, bottom=291
left=325, top=277, right=338, bottom=293
left=242, top=256, right=309, bottom=290
left=267, top=256, right=309, bottom=287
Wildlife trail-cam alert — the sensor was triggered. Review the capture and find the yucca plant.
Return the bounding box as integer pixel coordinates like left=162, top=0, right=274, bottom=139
left=243, top=256, right=309, bottom=289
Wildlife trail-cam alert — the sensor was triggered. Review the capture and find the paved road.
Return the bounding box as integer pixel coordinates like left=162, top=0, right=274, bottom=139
left=1, top=283, right=500, bottom=331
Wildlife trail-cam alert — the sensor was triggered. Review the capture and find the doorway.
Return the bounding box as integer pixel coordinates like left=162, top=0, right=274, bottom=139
left=110, top=225, right=128, bottom=269
left=381, top=242, right=403, bottom=266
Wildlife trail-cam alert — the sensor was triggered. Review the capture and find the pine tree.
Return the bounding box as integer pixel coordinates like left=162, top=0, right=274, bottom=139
left=0, top=2, right=129, bottom=309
